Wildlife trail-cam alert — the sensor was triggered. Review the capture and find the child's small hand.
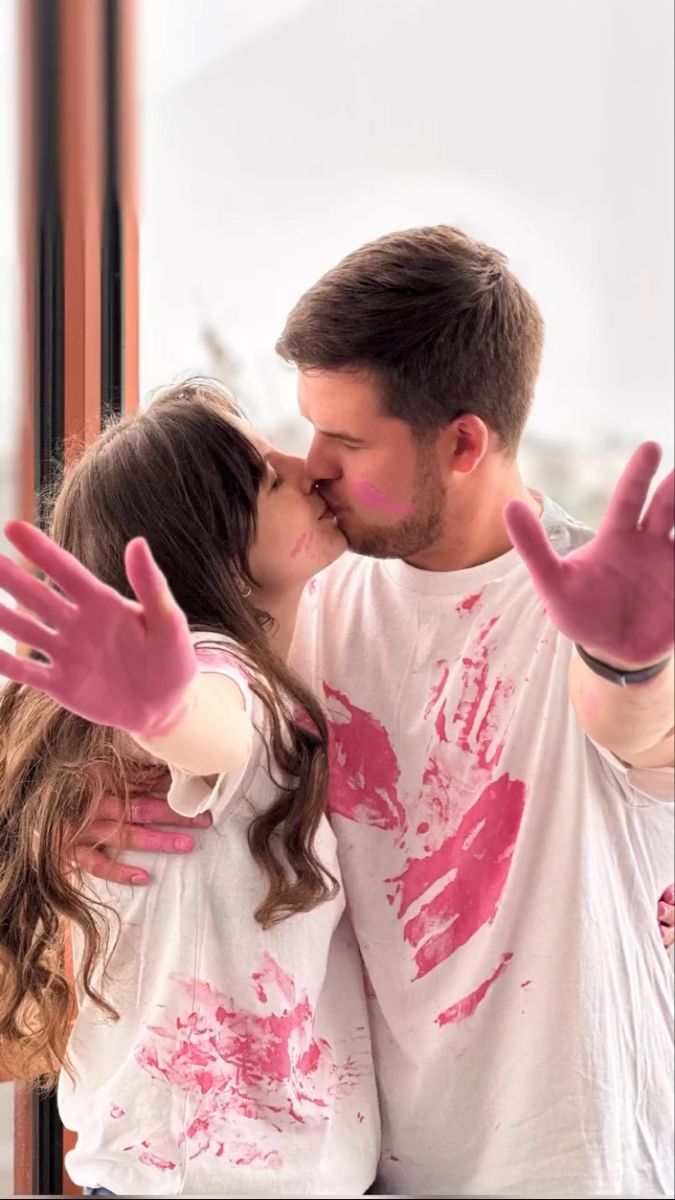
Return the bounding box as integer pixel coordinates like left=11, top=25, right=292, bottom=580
left=0, top=520, right=197, bottom=738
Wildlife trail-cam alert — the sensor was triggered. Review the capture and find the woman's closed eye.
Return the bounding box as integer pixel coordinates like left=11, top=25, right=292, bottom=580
left=266, top=462, right=282, bottom=490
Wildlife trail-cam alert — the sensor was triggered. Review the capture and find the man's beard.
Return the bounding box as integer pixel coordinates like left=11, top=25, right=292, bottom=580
left=341, top=446, right=446, bottom=560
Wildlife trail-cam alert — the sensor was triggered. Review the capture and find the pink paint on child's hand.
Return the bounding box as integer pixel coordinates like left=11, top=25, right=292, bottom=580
left=0, top=520, right=197, bottom=738
left=351, top=480, right=412, bottom=517
left=504, top=443, right=675, bottom=664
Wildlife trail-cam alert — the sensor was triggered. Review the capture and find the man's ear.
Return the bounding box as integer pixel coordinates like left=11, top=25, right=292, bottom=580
left=440, top=414, right=490, bottom=475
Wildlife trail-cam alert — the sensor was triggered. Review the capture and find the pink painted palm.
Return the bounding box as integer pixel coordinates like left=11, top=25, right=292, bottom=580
left=504, top=442, right=675, bottom=666
left=0, top=520, right=196, bottom=737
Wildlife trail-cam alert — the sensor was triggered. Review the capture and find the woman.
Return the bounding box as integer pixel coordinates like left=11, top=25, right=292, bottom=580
left=0, top=379, right=379, bottom=1196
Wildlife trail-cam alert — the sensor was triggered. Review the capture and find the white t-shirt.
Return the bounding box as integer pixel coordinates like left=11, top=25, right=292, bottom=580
left=291, top=497, right=674, bottom=1200
left=59, top=637, right=379, bottom=1197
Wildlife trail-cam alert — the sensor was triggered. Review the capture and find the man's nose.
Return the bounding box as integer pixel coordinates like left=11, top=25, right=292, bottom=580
left=304, top=436, right=341, bottom=487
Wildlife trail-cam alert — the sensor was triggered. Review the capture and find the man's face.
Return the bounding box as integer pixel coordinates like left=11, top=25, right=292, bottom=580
left=299, top=370, right=447, bottom=558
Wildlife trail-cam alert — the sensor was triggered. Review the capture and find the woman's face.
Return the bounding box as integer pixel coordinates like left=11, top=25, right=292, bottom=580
left=232, top=415, right=346, bottom=596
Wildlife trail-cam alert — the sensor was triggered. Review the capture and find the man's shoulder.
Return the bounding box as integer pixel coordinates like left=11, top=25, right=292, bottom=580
left=542, top=496, right=596, bottom=557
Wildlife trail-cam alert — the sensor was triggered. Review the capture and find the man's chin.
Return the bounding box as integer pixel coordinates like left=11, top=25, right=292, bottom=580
left=338, top=519, right=409, bottom=559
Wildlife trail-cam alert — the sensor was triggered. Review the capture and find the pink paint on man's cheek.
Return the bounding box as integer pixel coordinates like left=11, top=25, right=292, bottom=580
left=351, top=479, right=413, bottom=517
left=436, top=953, right=513, bottom=1026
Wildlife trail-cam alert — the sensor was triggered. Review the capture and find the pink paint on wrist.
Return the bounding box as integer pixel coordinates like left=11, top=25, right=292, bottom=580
left=351, top=480, right=412, bottom=517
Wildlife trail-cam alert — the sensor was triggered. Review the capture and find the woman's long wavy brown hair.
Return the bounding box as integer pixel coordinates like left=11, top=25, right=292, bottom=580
left=0, top=379, right=335, bottom=1081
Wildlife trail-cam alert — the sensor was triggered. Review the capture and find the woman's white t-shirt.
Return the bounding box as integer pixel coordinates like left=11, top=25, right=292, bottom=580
left=59, top=638, right=379, bottom=1197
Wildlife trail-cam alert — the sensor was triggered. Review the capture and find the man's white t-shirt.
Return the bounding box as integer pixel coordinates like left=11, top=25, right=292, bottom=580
left=59, top=638, right=380, bottom=1197
left=291, top=496, right=674, bottom=1199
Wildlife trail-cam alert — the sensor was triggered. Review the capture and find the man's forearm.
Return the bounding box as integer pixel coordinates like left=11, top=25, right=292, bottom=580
left=568, top=649, right=675, bottom=766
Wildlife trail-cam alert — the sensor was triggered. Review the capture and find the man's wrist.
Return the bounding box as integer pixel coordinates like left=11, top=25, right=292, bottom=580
left=576, top=644, right=673, bottom=688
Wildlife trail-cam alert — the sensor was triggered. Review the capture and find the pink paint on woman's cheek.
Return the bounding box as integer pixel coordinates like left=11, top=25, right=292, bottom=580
left=351, top=479, right=412, bottom=517
left=290, top=532, right=313, bottom=558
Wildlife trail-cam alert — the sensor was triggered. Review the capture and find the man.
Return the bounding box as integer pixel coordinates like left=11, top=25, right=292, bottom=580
left=77, top=227, right=674, bottom=1197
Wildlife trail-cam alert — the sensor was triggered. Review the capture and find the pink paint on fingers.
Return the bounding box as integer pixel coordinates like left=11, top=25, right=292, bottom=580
left=351, top=480, right=412, bottom=517
left=0, top=521, right=197, bottom=738
left=437, top=953, right=513, bottom=1026
left=504, top=445, right=675, bottom=663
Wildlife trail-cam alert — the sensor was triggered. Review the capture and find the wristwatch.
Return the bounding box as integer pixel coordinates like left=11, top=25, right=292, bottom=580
left=575, top=643, right=672, bottom=687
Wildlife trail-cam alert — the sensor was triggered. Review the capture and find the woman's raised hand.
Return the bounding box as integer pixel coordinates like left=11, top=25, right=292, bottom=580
left=0, top=520, right=196, bottom=737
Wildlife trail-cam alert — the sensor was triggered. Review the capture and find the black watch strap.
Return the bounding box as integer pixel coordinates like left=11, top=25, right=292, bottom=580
left=575, top=643, right=672, bottom=687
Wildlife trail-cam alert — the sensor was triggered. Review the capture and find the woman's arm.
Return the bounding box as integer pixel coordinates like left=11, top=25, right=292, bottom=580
left=133, top=671, right=253, bottom=778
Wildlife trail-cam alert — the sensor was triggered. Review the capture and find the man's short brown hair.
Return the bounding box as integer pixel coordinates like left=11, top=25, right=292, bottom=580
left=276, top=226, right=544, bottom=450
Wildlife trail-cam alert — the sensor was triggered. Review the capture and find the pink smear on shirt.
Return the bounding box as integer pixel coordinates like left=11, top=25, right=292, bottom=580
left=412, top=755, right=456, bottom=827
left=110, top=1104, right=125, bottom=1119
left=251, top=953, right=296, bottom=1008
left=452, top=618, right=515, bottom=769
left=436, top=953, right=513, bottom=1026
left=234, top=1144, right=283, bottom=1169
left=132, top=956, right=344, bottom=1166
left=389, top=774, right=525, bottom=979
left=423, top=660, right=450, bottom=720
left=351, top=480, right=412, bottom=517
left=456, top=590, right=483, bottom=615
left=194, top=646, right=239, bottom=671
left=138, top=1143, right=176, bottom=1171
left=474, top=677, right=516, bottom=770
left=323, top=683, right=405, bottom=831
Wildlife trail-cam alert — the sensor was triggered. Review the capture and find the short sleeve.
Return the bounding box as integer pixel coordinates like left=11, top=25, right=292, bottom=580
left=588, top=735, right=674, bottom=804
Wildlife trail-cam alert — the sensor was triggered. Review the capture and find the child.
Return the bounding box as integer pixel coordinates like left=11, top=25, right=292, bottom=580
left=0, top=379, right=379, bottom=1196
